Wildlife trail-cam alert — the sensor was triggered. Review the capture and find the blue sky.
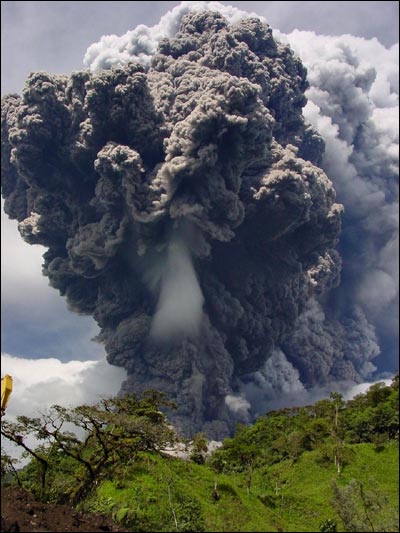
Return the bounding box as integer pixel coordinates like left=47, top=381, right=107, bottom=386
left=0, top=1, right=398, bottom=418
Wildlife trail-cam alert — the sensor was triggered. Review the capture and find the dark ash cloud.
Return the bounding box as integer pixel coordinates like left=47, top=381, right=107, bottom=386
left=3, top=7, right=394, bottom=437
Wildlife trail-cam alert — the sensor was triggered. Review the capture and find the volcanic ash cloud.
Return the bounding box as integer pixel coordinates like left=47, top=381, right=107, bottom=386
left=1, top=8, right=352, bottom=437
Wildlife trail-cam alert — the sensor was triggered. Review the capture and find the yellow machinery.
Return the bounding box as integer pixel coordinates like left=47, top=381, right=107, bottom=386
left=1, top=374, right=13, bottom=415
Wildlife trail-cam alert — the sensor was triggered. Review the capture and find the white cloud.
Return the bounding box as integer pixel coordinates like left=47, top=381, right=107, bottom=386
left=1, top=352, right=127, bottom=418
left=84, top=0, right=265, bottom=71
left=343, top=378, right=394, bottom=400
left=1, top=352, right=127, bottom=463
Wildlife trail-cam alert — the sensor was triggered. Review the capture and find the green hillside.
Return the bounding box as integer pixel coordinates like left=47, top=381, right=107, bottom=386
left=81, top=443, right=398, bottom=532
left=2, top=378, right=399, bottom=532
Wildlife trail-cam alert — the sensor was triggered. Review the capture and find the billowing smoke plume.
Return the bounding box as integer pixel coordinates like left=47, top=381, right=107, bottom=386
left=1, top=2, right=397, bottom=436
left=280, top=31, right=399, bottom=376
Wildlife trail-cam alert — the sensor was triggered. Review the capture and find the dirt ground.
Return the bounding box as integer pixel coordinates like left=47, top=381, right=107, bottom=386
left=1, top=487, right=128, bottom=532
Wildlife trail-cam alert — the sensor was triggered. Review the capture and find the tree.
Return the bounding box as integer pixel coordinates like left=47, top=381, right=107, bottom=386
left=390, top=374, right=399, bottom=390
left=1, top=391, right=176, bottom=503
left=364, top=382, right=392, bottom=408
left=331, top=478, right=398, bottom=532
left=1, top=448, right=22, bottom=488
left=329, top=392, right=345, bottom=474
left=1, top=417, right=57, bottom=498
left=344, top=378, right=399, bottom=443
left=268, top=461, right=294, bottom=525
left=189, top=433, right=208, bottom=465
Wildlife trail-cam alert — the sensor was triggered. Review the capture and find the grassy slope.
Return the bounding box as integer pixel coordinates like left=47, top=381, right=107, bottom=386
left=81, top=442, right=399, bottom=532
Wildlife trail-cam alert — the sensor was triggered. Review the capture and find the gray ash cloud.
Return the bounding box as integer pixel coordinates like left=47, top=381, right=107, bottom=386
left=2, top=9, right=386, bottom=437
left=283, top=30, right=399, bottom=378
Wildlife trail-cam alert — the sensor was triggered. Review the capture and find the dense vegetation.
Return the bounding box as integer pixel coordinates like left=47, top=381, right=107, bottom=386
left=1, top=377, right=399, bottom=532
